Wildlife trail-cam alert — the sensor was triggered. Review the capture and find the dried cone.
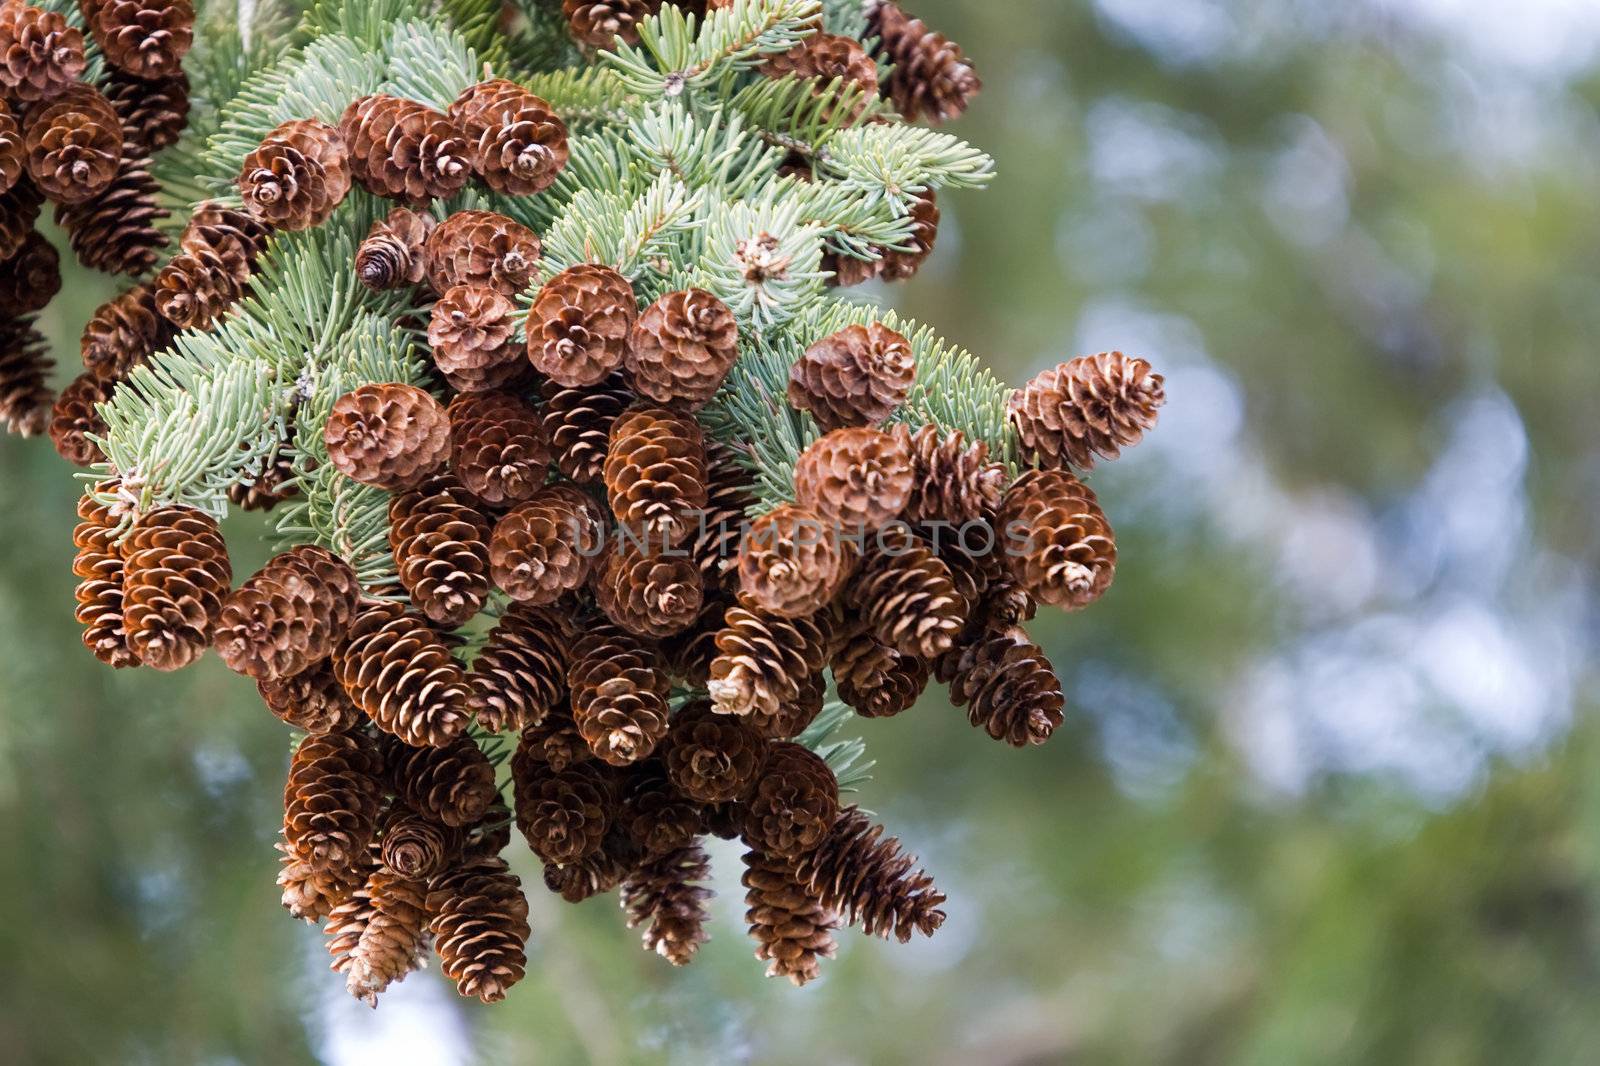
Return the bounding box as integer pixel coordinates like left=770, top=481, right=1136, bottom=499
left=660, top=593, right=729, bottom=689
left=761, top=32, right=880, bottom=122
left=428, top=856, right=531, bottom=1003
left=380, top=807, right=461, bottom=881
left=324, top=382, right=450, bottom=491
left=488, top=483, right=604, bottom=604
left=86, top=0, right=194, bottom=80
left=603, top=403, right=708, bottom=546
left=626, top=288, right=739, bottom=408
left=282, top=729, right=384, bottom=872
left=227, top=445, right=298, bottom=512
left=741, top=742, right=839, bottom=858
left=594, top=536, right=704, bottom=638
left=567, top=623, right=671, bottom=766
left=277, top=835, right=368, bottom=922
left=71, top=485, right=135, bottom=667
left=54, top=152, right=168, bottom=275
left=0, top=100, right=17, bottom=193
left=847, top=525, right=965, bottom=658
left=736, top=503, right=847, bottom=618
left=428, top=283, right=519, bottom=379
left=238, top=117, right=350, bottom=230
left=794, top=805, right=946, bottom=941
left=339, top=93, right=470, bottom=204
left=0, top=2, right=86, bottom=101
left=706, top=603, right=831, bottom=721
left=876, top=190, right=940, bottom=282
left=334, top=600, right=472, bottom=748
left=103, top=68, right=188, bottom=153
left=449, top=79, right=568, bottom=197
left=80, top=282, right=168, bottom=379
left=516, top=707, right=591, bottom=773
left=761, top=669, right=826, bottom=742
left=0, top=311, right=49, bottom=435
left=23, top=83, right=122, bottom=204
left=787, top=322, right=915, bottom=431
left=448, top=390, right=549, bottom=507
left=998, top=468, right=1116, bottom=609
left=0, top=228, right=57, bottom=313
left=527, top=263, right=636, bottom=387
left=511, top=755, right=615, bottom=865
left=153, top=205, right=256, bottom=330
left=944, top=623, right=1064, bottom=747
left=692, top=442, right=754, bottom=589
left=743, top=848, right=837, bottom=986
left=468, top=603, right=568, bottom=734
left=623, top=841, right=712, bottom=966
left=1008, top=351, right=1166, bottom=469
left=540, top=372, right=631, bottom=483
left=47, top=370, right=110, bottom=466
left=618, top=758, right=701, bottom=857
left=867, top=0, right=981, bottom=124
left=793, top=425, right=914, bottom=533
left=902, top=424, right=1006, bottom=526
left=342, top=867, right=431, bottom=1006
left=391, top=734, right=498, bottom=828
left=831, top=616, right=928, bottom=718
left=563, top=0, right=658, bottom=48
left=424, top=209, right=540, bottom=297
left=663, top=700, right=766, bottom=804
left=257, top=659, right=364, bottom=735
left=355, top=206, right=433, bottom=291
left=121, top=505, right=232, bottom=670
left=0, top=179, right=43, bottom=262
left=180, top=199, right=272, bottom=261
left=214, top=545, right=360, bottom=681
left=389, top=474, right=493, bottom=627
left=542, top=832, right=635, bottom=902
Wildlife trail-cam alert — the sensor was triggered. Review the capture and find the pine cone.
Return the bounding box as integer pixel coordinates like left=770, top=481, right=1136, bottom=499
left=736, top=503, right=847, bottom=618
left=742, top=847, right=837, bottom=986
left=121, top=504, right=232, bottom=670
left=787, top=321, right=915, bottom=431
left=439, top=349, right=533, bottom=396
left=540, top=372, right=631, bottom=483
left=563, top=0, right=658, bottom=48
left=227, top=444, right=298, bottom=511
left=257, top=659, right=364, bottom=735
left=867, top=1, right=981, bottom=124
left=424, top=209, right=540, bottom=297
left=22, top=83, right=123, bottom=204
left=567, top=622, right=671, bottom=766
left=1008, top=351, right=1165, bottom=469
left=0, top=2, right=86, bottom=101
left=152, top=232, right=250, bottom=330
left=355, top=205, right=433, bottom=291
left=872, top=189, right=940, bottom=283
left=516, top=707, right=591, bottom=773
left=339, top=93, right=470, bottom=204
left=54, top=151, right=168, bottom=275
left=792, top=425, right=914, bottom=532
left=623, top=841, right=711, bottom=966
left=0, top=311, right=49, bottom=435
left=180, top=199, right=272, bottom=260
left=341, top=867, right=431, bottom=1006
left=468, top=602, right=568, bottom=733
left=847, top=525, right=965, bottom=657
left=80, top=281, right=168, bottom=379
left=793, top=805, right=945, bottom=941
left=618, top=758, right=701, bottom=857
left=831, top=615, right=928, bottom=718
left=334, top=600, right=472, bottom=747
left=998, top=468, right=1116, bottom=609
left=380, top=806, right=462, bottom=881
left=488, top=483, right=605, bottom=604
left=463, top=797, right=512, bottom=862
left=47, top=370, right=110, bottom=466
left=692, top=442, right=754, bottom=589
left=277, top=835, right=368, bottom=922
left=71, top=484, right=135, bottom=667
left=741, top=741, right=838, bottom=858
left=761, top=32, right=879, bottom=122
left=0, top=227, right=56, bottom=313
left=389, top=474, right=493, bottom=627
left=663, top=700, right=766, bottom=804
left=0, top=100, right=18, bottom=194
left=103, top=68, right=188, bottom=153
left=214, top=545, right=360, bottom=680
left=324, top=382, right=451, bottom=491
left=943, top=623, right=1064, bottom=746
left=706, top=602, right=831, bottom=721
left=428, top=283, right=519, bottom=378
left=527, top=263, right=636, bottom=387
left=238, top=117, right=350, bottom=230
left=594, top=536, right=704, bottom=638
left=603, top=403, right=708, bottom=546
left=0, top=178, right=43, bottom=262
left=85, top=0, right=193, bottom=80
left=902, top=423, right=1005, bottom=526
left=658, top=594, right=726, bottom=688
left=449, top=79, right=568, bottom=197
left=447, top=390, right=549, bottom=507
left=390, top=734, right=498, bottom=828
left=541, top=831, right=634, bottom=902
left=282, top=729, right=384, bottom=872
left=428, top=855, right=531, bottom=1003
left=759, top=669, right=826, bottom=742
left=626, top=288, right=739, bottom=408
left=512, top=755, right=615, bottom=864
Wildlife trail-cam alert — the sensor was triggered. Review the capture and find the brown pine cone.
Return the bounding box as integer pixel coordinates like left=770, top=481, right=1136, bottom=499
left=741, top=741, right=839, bottom=858
left=736, top=503, right=848, bottom=618
left=867, top=0, right=981, bottom=124
left=428, top=855, right=531, bottom=1002
left=390, top=734, right=498, bottom=827
left=389, top=474, right=493, bottom=627
left=516, top=706, right=591, bottom=773
left=831, top=615, right=929, bottom=718
left=339, top=93, right=470, bottom=204
left=282, top=729, right=384, bottom=872
left=0, top=227, right=56, bottom=313
left=0, top=100, right=18, bottom=194
left=463, top=797, right=513, bottom=862
left=214, top=545, right=360, bottom=681
left=759, top=669, right=826, bottom=742
left=227, top=444, right=298, bottom=511
left=468, top=602, right=568, bottom=733
left=22, top=83, right=123, bottom=204
left=447, top=390, right=549, bottom=507
left=877, top=189, right=940, bottom=282
left=257, top=659, right=364, bottom=735
left=103, top=68, right=188, bottom=153
left=692, top=442, right=754, bottom=589
left=277, top=835, right=369, bottom=923
left=742, top=847, right=837, bottom=986
left=324, top=382, right=450, bottom=491
left=449, top=79, right=568, bottom=196
left=539, top=372, right=631, bottom=483
left=47, top=370, right=110, bottom=466
left=663, top=700, right=766, bottom=804
left=71, top=484, right=135, bottom=667
left=563, top=0, right=658, bottom=48
left=626, top=288, right=739, bottom=408
left=121, top=504, right=232, bottom=670
left=439, top=350, right=533, bottom=396
left=152, top=234, right=250, bottom=330
left=845, top=524, right=965, bottom=658
left=54, top=152, right=168, bottom=275
left=618, top=758, right=701, bottom=857
left=541, top=831, right=635, bottom=902
left=86, top=0, right=194, bottom=80
left=379, top=806, right=462, bottom=881
left=488, top=483, right=604, bottom=604
left=81, top=281, right=168, bottom=379
left=423, top=209, right=540, bottom=297
left=622, top=841, right=712, bottom=966
left=603, top=403, right=708, bottom=546
left=0, top=179, right=43, bottom=262
left=793, top=805, right=945, bottom=941
left=902, top=423, right=1006, bottom=526
left=527, top=263, right=636, bottom=387
left=238, top=117, right=350, bottom=230
left=792, top=425, right=914, bottom=532
left=1008, top=351, right=1166, bottom=469
left=180, top=199, right=272, bottom=260
left=944, top=623, right=1064, bottom=746
left=761, top=32, right=880, bottom=122
left=787, top=322, right=915, bottom=431
left=594, top=536, right=704, bottom=638
left=658, top=593, right=727, bottom=688
left=998, top=468, right=1116, bottom=609
left=0, top=311, right=50, bottom=435
left=428, top=283, right=519, bottom=378
left=355, top=205, right=433, bottom=291
left=512, top=755, right=615, bottom=864
left=701, top=799, right=743, bottom=842
left=567, top=623, right=671, bottom=766
left=334, top=601, right=472, bottom=748
left=341, top=867, right=431, bottom=1006
left=706, top=602, right=831, bottom=721
left=0, top=2, right=86, bottom=101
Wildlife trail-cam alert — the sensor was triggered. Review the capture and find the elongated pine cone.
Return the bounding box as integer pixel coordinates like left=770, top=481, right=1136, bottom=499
left=47, top=371, right=110, bottom=466
left=867, top=1, right=981, bottom=124
left=334, top=600, right=472, bottom=748
left=831, top=616, right=929, bottom=718
left=448, top=390, right=549, bottom=507
left=792, top=425, right=914, bottom=532
left=618, top=758, right=701, bottom=857
left=787, top=321, right=915, bottom=431
left=380, top=807, right=462, bottom=881
left=626, top=289, right=739, bottom=408
left=567, top=623, right=671, bottom=766
left=527, top=263, right=636, bottom=387
left=339, top=93, right=470, bottom=204
left=736, top=503, right=847, bottom=618
left=468, top=603, right=568, bottom=733
left=121, top=505, right=232, bottom=670
left=0, top=228, right=56, bottom=313
left=54, top=152, right=168, bottom=275
left=743, top=848, right=837, bottom=986
left=998, top=468, right=1116, bottom=609
left=761, top=32, right=880, bottom=121
left=1009, top=351, right=1165, bottom=469
left=540, top=372, right=631, bottom=483
left=488, top=483, right=604, bottom=603
left=706, top=603, right=831, bottom=720
left=238, top=118, right=350, bottom=230
left=214, top=545, right=360, bottom=681
left=0, top=99, right=20, bottom=192
left=603, top=403, right=708, bottom=545
left=324, top=382, right=450, bottom=490
left=257, top=659, right=364, bottom=735
left=428, top=284, right=518, bottom=378
left=277, top=835, right=368, bottom=922
left=72, top=485, right=135, bottom=667
left=563, top=0, right=658, bottom=48
left=355, top=206, right=433, bottom=290
left=846, top=524, right=965, bottom=658
left=391, top=734, right=498, bottom=828
left=512, top=755, right=615, bottom=864
left=594, top=537, right=704, bottom=638
left=663, top=700, right=766, bottom=804
left=0, top=312, right=50, bottom=435
left=623, top=841, right=712, bottom=966
left=85, top=0, right=194, bottom=80
left=389, top=474, right=492, bottom=627
left=449, top=79, right=568, bottom=196
left=0, top=2, right=86, bottom=101
left=282, top=729, right=383, bottom=872
left=428, top=856, right=531, bottom=1003
left=0, top=179, right=43, bottom=262
left=742, top=742, right=839, bottom=858
left=103, top=68, right=188, bottom=152
left=516, top=707, right=591, bottom=773
left=23, top=83, right=122, bottom=204
left=80, top=281, right=168, bottom=379
left=794, top=805, right=945, bottom=941
left=342, top=867, right=431, bottom=1006
left=424, top=209, right=540, bottom=296
left=944, top=623, right=1064, bottom=746
left=902, top=424, right=1006, bottom=526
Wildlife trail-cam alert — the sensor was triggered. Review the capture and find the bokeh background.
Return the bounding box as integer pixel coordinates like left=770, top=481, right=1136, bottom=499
left=3, top=0, right=1600, bottom=1062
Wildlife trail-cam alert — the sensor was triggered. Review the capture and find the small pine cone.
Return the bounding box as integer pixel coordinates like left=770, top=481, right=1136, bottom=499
left=512, top=754, right=616, bottom=864
left=563, top=0, right=658, bottom=48
left=0, top=178, right=43, bottom=262
left=845, top=524, right=965, bottom=658
left=692, top=442, right=754, bottom=589
left=902, top=424, right=1006, bottom=526
left=238, top=117, right=350, bottom=230
left=428, top=855, right=530, bottom=1003
left=663, top=700, right=767, bottom=804
left=761, top=32, right=880, bottom=121
left=603, top=403, right=708, bottom=546
left=342, top=867, right=431, bottom=1006
left=0, top=228, right=57, bottom=313
left=658, top=593, right=727, bottom=688
left=0, top=311, right=50, bottom=435
left=439, top=352, right=533, bottom=396
left=257, top=659, right=364, bottom=735
left=448, top=390, right=549, bottom=508
left=539, top=372, right=631, bottom=483
left=792, top=425, right=914, bottom=532
left=736, top=503, right=848, bottom=618
left=567, top=623, right=671, bottom=766
left=72, top=484, right=135, bottom=667
left=54, top=152, right=168, bottom=275
left=282, top=729, right=384, bottom=872
left=0, top=100, right=17, bottom=194
left=625, top=288, right=739, bottom=409
left=793, top=805, right=946, bottom=941
left=277, top=835, right=368, bottom=922
left=706, top=603, right=831, bottom=720
left=389, top=474, right=493, bottom=627
left=355, top=206, right=433, bottom=291
left=787, top=322, right=915, bottom=431
left=758, top=669, right=826, bottom=742
left=488, top=483, right=605, bottom=604
left=335, top=602, right=472, bottom=748
left=324, top=382, right=450, bottom=491
left=86, top=0, right=194, bottom=80
left=103, top=68, right=188, bottom=153
left=121, top=505, right=233, bottom=671
left=594, top=536, right=704, bottom=638
left=449, top=79, right=568, bottom=196
left=741, top=742, right=839, bottom=858
left=339, top=93, right=470, bottom=204
left=831, top=615, right=928, bottom=718
left=623, top=841, right=712, bottom=966
left=390, top=734, right=498, bottom=828
left=868, top=0, right=981, bottom=125
left=618, top=758, right=701, bottom=857
left=541, top=832, right=635, bottom=902
left=424, top=210, right=540, bottom=297
left=152, top=236, right=250, bottom=330
left=80, top=281, right=168, bottom=379
left=527, top=263, right=636, bottom=387
left=516, top=707, right=591, bottom=773
left=876, top=189, right=939, bottom=282
left=997, top=468, right=1116, bottom=609
left=1008, top=351, right=1166, bottom=470
left=380, top=806, right=462, bottom=881
left=180, top=199, right=272, bottom=260
left=742, top=847, right=837, bottom=986
left=944, top=623, right=1064, bottom=747
left=47, top=370, right=110, bottom=466
left=468, top=603, right=568, bottom=733
left=214, top=545, right=360, bottom=681
left=0, top=2, right=86, bottom=102
left=23, top=83, right=123, bottom=205
left=428, top=283, right=518, bottom=378
left=227, top=444, right=298, bottom=511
